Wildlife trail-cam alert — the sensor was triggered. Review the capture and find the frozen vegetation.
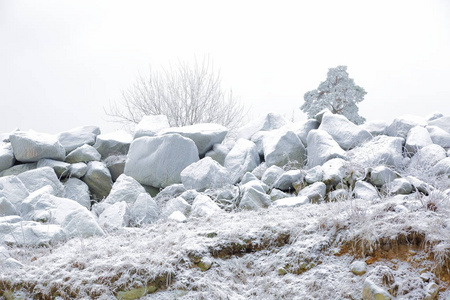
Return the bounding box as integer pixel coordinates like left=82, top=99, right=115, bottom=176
left=1, top=112, right=450, bottom=299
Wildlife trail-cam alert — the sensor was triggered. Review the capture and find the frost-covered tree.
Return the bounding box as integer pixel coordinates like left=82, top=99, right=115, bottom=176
left=301, top=66, right=367, bottom=124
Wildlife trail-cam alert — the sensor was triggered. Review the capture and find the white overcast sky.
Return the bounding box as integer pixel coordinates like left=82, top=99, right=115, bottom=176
left=1, top=0, right=449, bottom=134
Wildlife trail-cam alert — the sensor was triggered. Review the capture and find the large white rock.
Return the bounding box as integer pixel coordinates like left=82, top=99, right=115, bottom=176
left=20, top=185, right=55, bottom=217
left=62, top=209, right=104, bottom=238
left=129, top=193, right=159, bottom=226
left=63, top=178, right=91, bottom=209
left=237, top=113, right=288, bottom=140
left=360, top=120, right=389, bottom=136
left=405, top=126, right=433, bottom=155
left=0, top=197, right=17, bottom=216
left=239, top=187, right=271, bottom=210
left=0, top=163, right=36, bottom=177
left=354, top=181, right=379, bottom=200
left=318, top=113, right=372, bottom=150
left=386, top=114, right=427, bottom=139
left=426, top=126, right=450, bottom=148
left=10, top=131, right=65, bottom=162
left=204, top=143, right=231, bottom=166
left=98, top=201, right=129, bottom=229
left=162, top=196, right=191, bottom=218
left=82, top=161, right=113, bottom=200
left=37, top=159, right=71, bottom=178
left=104, top=155, right=127, bottom=182
left=65, top=144, right=101, bottom=163
left=181, top=157, right=232, bottom=192
left=347, top=135, right=404, bottom=168
left=17, top=166, right=64, bottom=195
left=298, top=182, right=326, bottom=203
left=370, top=166, right=397, bottom=187
left=272, top=196, right=309, bottom=208
left=321, top=158, right=348, bottom=186
left=0, top=144, right=15, bottom=173
left=306, top=129, right=346, bottom=168
left=57, top=125, right=100, bottom=153
left=296, top=119, right=320, bottom=146
left=124, top=134, right=199, bottom=188
left=160, top=123, right=228, bottom=156
left=0, top=220, right=66, bottom=246
left=134, top=115, right=170, bottom=139
left=94, top=130, right=133, bottom=159
left=224, top=139, right=260, bottom=183
left=428, top=116, right=450, bottom=134
left=383, top=178, right=413, bottom=195
left=104, top=174, right=146, bottom=205
left=261, top=165, right=285, bottom=187
left=263, top=130, right=306, bottom=167
left=0, top=175, right=29, bottom=209
left=190, top=195, right=222, bottom=217
left=273, top=169, right=303, bottom=191
left=68, top=162, right=88, bottom=178
left=432, top=157, right=450, bottom=176
left=305, top=166, right=324, bottom=184
left=409, top=144, right=447, bottom=169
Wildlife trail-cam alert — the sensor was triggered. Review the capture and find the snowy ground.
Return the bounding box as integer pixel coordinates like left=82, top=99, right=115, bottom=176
left=2, top=193, right=450, bottom=299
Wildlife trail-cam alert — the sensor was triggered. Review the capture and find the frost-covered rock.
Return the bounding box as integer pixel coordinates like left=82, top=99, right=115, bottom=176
left=104, top=174, right=145, bottom=205
left=406, top=176, right=434, bottom=195
left=0, top=197, right=17, bottom=216
left=239, top=187, right=271, bottom=210
left=68, top=162, right=88, bottom=178
left=322, top=158, right=348, bottom=186
left=360, top=120, right=389, bottom=136
left=62, top=209, right=104, bottom=238
left=2, top=257, right=24, bottom=270
left=370, top=166, right=397, bottom=187
left=205, top=143, right=230, bottom=166
left=0, top=220, right=66, bottom=246
left=297, top=119, right=320, bottom=146
left=386, top=115, right=427, bottom=139
left=306, top=129, right=346, bottom=168
left=409, top=144, right=446, bottom=169
left=305, top=166, right=324, bottom=184
left=181, top=157, right=232, bottom=192
left=57, top=125, right=100, bottom=153
left=65, top=144, right=101, bottom=163
left=272, top=196, right=309, bottom=208
left=405, top=126, right=433, bottom=155
left=432, top=157, right=450, bottom=176
left=251, top=163, right=268, bottom=180
left=63, top=178, right=91, bottom=209
left=180, top=189, right=199, bottom=204
left=362, top=279, right=392, bottom=300
left=263, top=130, right=306, bottom=167
left=94, top=130, right=133, bottom=159
left=319, top=112, right=372, bottom=150
left=104, top=155, right=126, bottom=182
left=350, top=261, right=367, bottom=275
left=328, top=189, right=349, bottom=201
left=427, top=112, right=444, bottom=122
left=160, top=123, right=228, bottom=156
left=428, top=116, right=450, bottom=134
left=0, top=144, right=14, bottom=173
left=98, top=201, right=129, bottom=229
left=224, top=139, right=260, bottom=183
left=0, top=175, right=29, bottom=209
left=37, top=158, right=70, bottom=178
left=0, top=163, right=36, bottom=177
left=241, top=179, right=270, bottom=195
left=261, top=165, right=285, bottom=187
left=168, top=211, right=187, bottom=223
left=273, top=170, right=303, bottom=191
left=129, top=193, right=159, bottom=226
left=162, top=196, right=191, bottom=218
left=17, top=166, right=64, bottom=195
left=20, top=186, right=55, bottom=217
left=133, top=115, right=170, bottom=139
left=190, top=195, right=222, bottom=218
left=82, top=161, right=113, bottom=200
left=383, top=178, right=413, bottom=195
left=354, top=181, right=379, bottom=200
left=347, top=135, right=404, bottom=168
left=241, top=172, right=259, bottom=185
left=426, top=126, right=450, bottom=148
left=298, top=182, right=326, bottom=203
left=237, top=112, right=288, bottom=140
left=125, top=134, right=199, bottom=188
left=270, top=189, right=291, bottom=201
left=10, top=131, right=65, bottom=162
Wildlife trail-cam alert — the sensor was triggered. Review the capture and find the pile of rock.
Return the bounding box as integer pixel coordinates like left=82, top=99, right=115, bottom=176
left=1, top=111, right=450, bottom=246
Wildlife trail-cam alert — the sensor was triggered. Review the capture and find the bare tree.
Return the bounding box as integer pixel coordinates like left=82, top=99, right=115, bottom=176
left=106, top=58, right=247, bottom=130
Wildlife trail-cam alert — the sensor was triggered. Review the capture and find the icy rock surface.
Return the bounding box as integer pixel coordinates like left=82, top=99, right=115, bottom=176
left=405, top=125, right=433, bottom=155
left=263, top=130, right=306, bottom=167
left=17, top=166, right=64, bottom=195
left=0, top=144, right=15, bottom=173
left=181, top=157, right=231, bottom=192
left=306, top=129, right=346, bottom=168
left=63, top=178, right=91, bottom=209
left=94, top=130, right=133, bottom=159
left=386, top=114, right=427, bottom=138
left=224, top=139, right=260, bottom=184
left=104, top=174, right=145, bottom=205
left=133, top=115, right=170, bottom=139
left=10, top=131, right=65, bottom=162
left=65, top=144, right=101, bottom=163
left=237, top=112, right=288, bottom=140
left=57, top=125, right=100, bottom=153
left=82, top=161, right=113, bottom=200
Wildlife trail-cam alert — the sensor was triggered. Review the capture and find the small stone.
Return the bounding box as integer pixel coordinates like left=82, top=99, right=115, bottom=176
left=350, top=261, right=367, bottom=275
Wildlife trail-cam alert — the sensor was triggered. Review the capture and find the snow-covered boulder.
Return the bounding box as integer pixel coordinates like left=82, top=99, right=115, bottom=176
left=224, top=139, right=260, bottom=183
left=98, top=201, right=129, bottom=229
left=347, top=135, right=404, bottom=168
left=0, top=197, right=17, bottom=216
left=104, top=174, right=146, bottom=205
left=241, top=179, right=270, bottom=195
left=82, top=161, right=113, bottom=200
left=273, top=169, right=303, bottom=191
left=63, top=178, right=91, bottom=209
left=297, top=119, right=320, bottom=146
left=181, top=157, right=232, bottom=192
left=322, top=158, right=348, bottom=186
left=263, top=130, right=306, bottom=167
left=190, top=195, right=222, bottom=218
left=37, top=159, right=70, bottom=178
left=241, top=172, right=260, bottom=185
left=405, top=126, right=433, bottom=155
left=204, top=143, right=230, bottom=166
left=0, top=220, right=66, bottom=246
left=305, top=166, right=324, bottom=184
left=10, top=131, right=65, bottom=162
left=62, top=209, right=104, bottom=238
left=386, top=115, right=427, bottom=139
left=94, top=130, right=133, bottom=159
left=426, top=126, right=450, bottom=148
left=328, top=189, right=349, bottom=201
left=0, top=175, right=29, bottom=209
left=162, top=196, right=191, bottom=218
left=124, top=134, right=199, bottom=188
left=350, top=261, right=367, bottom=275
left=68, top=162, right=88, bottom=178
left=65, top=144, right=101, bottom=163
left=239, top=187, right=271, bottom=210
left=17, top=166, right=64, bottom=195
left=383, top=178, right=413, bottom=195
left=306, top=129, right=346, bottom=168
left=318, top=112, right=372, bottom=150
left=428, top=116, right=450, bottom=134
left=360, top=120, right=389, bottom=136
left=0, top=144, right=15, bottom=173
left=298, top=182, right=326, bottom=203
left=432, top=157, right=450, bottom=176
left=427, top=112, right=444, bottom=122
left=168, top=211, right=187, bottom=223
left=270, top=189, right=291, bottom=201
left=354, top=181, right=379, bottom=200
left=237, top=113, right=288, bottom=140
left=369, top=166, right=397, bottom=187
left=409, top=144, right=446, bottom=169
left=261, top=165, right=285, bottom=187
left=272, top=196, right=309, bottom=208
left=57, top=125, right=100, bottom=153
left=160, top=123, right=228, bottom=156
left=133, top=115, right=170, bottom=139
left=129, top=193, right=159, bottom=226
left=104, top=155, right=126, bottom=182
left=406, top=176, right=434, bottom=195
left=0, top=163, right=36, bottom=177
left=20, top=185, right=56, bottom=217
